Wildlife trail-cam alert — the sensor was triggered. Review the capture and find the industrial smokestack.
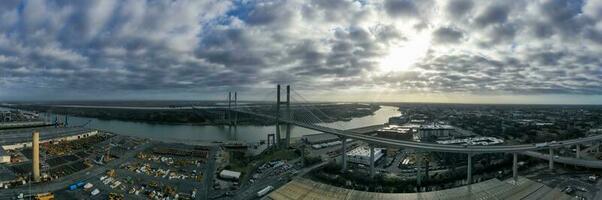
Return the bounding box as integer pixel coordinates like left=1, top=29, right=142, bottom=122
left=32, top=131, right=40, bottom=182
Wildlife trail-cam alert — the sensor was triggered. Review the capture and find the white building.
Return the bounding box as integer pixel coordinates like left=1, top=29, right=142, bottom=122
left=346, top=146, right=384, bottom=165
left=416, top=124, right=455, bottom=140
left=436, top=137, right=504, bottom=146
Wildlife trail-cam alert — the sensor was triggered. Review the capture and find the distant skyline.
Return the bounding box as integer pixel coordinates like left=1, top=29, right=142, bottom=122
left=1, top=0, right=602, bottom=104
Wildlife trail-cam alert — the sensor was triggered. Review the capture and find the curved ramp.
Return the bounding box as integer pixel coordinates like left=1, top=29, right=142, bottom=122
left=521, top=151, right=602, bottom=168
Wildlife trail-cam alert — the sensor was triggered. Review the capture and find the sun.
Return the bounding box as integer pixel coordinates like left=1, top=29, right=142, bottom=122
left=378, top=34, right=431, bottom=73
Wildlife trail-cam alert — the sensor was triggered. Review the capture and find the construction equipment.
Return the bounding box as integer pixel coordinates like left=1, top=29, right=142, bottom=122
left=35, top=192, right=54, bottom=200
left=106, top=169, right=116, bottom=177
left=108, top=193, right=124, bottom=200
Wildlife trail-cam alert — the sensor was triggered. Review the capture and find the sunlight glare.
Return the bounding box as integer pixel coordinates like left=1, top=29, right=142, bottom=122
left=378, top=35, right=431, bottom=73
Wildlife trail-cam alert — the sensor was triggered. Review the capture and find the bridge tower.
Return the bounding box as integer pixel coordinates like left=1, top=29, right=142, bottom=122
left=275, top=84, right=292, bottom=149
left=276, top=85, right=281, bottom=147
left=228, top=92, right=232, bottom=124
left=285, top=85, right=291, bottom=149
left=227, top=91, right=238, bottom=140
left=233, top=92, right=238, bottom=139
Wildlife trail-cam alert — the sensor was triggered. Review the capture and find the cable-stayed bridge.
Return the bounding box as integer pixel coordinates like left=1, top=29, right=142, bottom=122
left=222, top=84, right=602, bottom=185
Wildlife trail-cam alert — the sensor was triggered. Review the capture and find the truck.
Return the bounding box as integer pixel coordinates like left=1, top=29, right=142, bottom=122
left=257, top=185, right=274, bottom=197
left=534, top=143, right=548, bottom=148
left=68, top=181, right=85, bottom=191
left=83, top=183, right=94, bottom=189
left=91, top=189, right=100, bottom=196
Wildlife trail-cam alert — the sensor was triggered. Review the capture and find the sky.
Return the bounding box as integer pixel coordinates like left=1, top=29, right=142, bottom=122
left=1, top=0, right=602, bottom=104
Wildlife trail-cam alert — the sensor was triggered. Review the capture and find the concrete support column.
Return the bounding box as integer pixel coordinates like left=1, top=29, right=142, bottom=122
left=576, top=144, right=581, bottom=159
left=513, top=153, right=518, bottom=184
left=32, top=131, right=40, bottom=182
left=341, top=137, right=347, bottom=171
left=424, top=159, right=429, bottom=181
left=301, top=144, right=305, bottom=166
left=467, top=153, right=472, bottom=184
left=597, top=142, right=600, bottom=154
left=549, top=148, right=554, bottom=170
left=370, top=145, right=375, bottom=179
left=416, top=152, right=422, bottom=186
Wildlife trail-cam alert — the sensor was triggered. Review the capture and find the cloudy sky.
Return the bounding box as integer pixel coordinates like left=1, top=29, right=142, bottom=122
left=1, top=0, right=602, bottom=104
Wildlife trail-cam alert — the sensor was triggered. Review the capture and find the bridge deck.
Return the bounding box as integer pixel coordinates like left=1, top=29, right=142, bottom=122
left=232, top=109, right=602, bottom=153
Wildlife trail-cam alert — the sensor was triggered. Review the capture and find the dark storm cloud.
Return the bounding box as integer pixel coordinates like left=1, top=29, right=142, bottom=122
left=446, top=0, right=473, bottom=19
left=432, top=26, right=464, bottom=44
left=384, top=0, right=419, bottom=18
left=1, top=0, right=602, bottom=100
left=474, top=4, right=510, bottom=27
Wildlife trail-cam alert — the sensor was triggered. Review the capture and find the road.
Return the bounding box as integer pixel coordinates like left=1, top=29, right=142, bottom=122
left=201, top=146, right=217, bottom=200
left=0, top=141, right=153, bottom=199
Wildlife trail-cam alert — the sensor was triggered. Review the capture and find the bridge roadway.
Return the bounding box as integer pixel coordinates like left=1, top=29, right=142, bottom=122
left=232, top=109, right=602, bottom=154
left=520, top=151, right=602, bottom=169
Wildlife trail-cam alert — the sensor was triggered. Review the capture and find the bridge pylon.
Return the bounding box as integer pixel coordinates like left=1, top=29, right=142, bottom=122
left=227, top=91, right=238, bottom=140
left=275, top=84, right=291, bottom=149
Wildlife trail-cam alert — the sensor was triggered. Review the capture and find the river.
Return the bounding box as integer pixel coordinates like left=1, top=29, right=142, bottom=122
left=2, top=106, right=400, bottom=145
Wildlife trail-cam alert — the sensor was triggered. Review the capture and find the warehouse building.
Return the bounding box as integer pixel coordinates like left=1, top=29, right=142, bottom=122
left=346, top=146, right=384, bottom=165
left=301, top=133, right=340, bottom=145
left=0, top=127, right=98, bottom=150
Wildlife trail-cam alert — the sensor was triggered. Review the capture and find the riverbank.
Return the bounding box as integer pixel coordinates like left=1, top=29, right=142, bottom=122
left=4, top=103, right=380, bottom=126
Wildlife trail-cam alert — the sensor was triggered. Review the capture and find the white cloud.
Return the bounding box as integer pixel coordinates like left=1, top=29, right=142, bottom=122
left=0, top=0, right=601, bottom=102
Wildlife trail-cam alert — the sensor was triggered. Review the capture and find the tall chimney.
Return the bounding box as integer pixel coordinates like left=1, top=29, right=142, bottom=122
left=32, top=131, right=40, bottom=182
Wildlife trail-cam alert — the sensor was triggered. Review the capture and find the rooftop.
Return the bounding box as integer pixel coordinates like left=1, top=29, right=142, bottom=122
left=267, top=177, right=572, bottom=200
left=0, top=126, right=93, bottom=145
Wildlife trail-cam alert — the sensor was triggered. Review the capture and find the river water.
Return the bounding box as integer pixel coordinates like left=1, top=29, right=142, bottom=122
left=3, top=106, right=400, bottom=145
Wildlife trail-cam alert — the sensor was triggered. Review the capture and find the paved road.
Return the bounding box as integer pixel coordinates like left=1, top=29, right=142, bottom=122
left=0, top=142, right=153, bottom=199
left=201, top=146, right=217, bottom=200
left=595, top=178, right=602, bottom=200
